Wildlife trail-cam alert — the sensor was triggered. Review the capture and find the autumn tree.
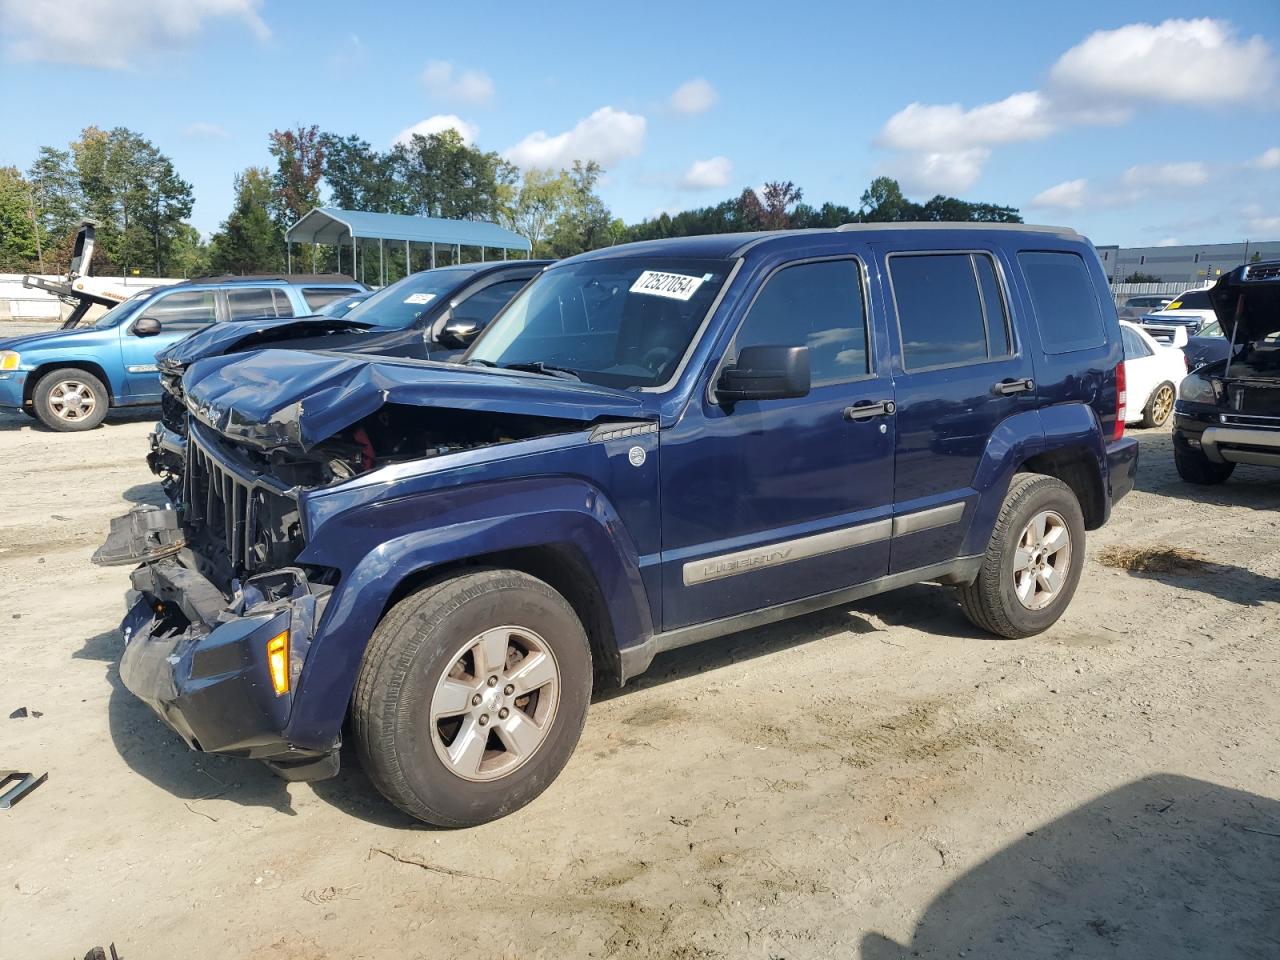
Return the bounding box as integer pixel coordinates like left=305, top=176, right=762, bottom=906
left=268, top=125, right=326, bottom=229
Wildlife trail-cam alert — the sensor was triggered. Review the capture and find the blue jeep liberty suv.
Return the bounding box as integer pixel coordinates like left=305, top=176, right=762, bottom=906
left=96, top=223, right=1138, bottom=826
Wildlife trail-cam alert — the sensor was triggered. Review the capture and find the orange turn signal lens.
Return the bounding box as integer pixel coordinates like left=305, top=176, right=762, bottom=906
left=266, top=631, right=290, bottom=696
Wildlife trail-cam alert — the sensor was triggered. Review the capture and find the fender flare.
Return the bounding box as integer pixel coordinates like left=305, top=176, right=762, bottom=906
left=283, top=477, right=652, bottom=750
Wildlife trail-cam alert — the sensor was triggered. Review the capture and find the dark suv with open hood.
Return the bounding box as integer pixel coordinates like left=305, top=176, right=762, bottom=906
left=96, top=224, right=1137, bottom=826
left=1172, top=260, right=1280, bottom=483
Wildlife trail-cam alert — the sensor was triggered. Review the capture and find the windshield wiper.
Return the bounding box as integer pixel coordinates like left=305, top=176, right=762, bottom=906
left=500, top=361, right=581, bottom=381
left=463, top=357, right=497, bottom=367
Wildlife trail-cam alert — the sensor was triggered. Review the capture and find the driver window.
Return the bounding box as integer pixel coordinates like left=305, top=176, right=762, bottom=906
left=146, top=290, right=217, bottom=330
left=735, top=259, right=869, bottom=385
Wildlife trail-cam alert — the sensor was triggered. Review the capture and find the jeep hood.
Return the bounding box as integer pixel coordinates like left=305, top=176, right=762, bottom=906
left=1209, top=263, right=1280, bottom=341
left=182, top=348, right=651, bottom=450
left=158, top=315, right=374, bottom=371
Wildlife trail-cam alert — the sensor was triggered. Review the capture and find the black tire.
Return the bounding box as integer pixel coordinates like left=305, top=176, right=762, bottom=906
left=956, top=473, right=1086, bottom=639
left=1140, top=381, right=1176, bottom=428
left=32, top=367, right=109, bottom=431
left=353, top=569, right=592, bottom=827
left=1174, top=435, right=1235, bottom=485
left=20, top=407, right=37, bottom=419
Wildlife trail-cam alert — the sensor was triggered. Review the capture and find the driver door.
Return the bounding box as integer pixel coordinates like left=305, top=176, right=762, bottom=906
left=119, top=289, right=218, bottom=399
left=659, top=255, right=896, bottom=630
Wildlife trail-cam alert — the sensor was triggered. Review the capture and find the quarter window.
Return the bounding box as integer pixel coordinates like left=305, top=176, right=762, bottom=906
left=735, top=259, right=869, bottom=385
left=889, top=253, right=1010, bottom=370
left=1019, top=251, right=1105, bottom=353
left=227, top=287, right=281, bottom=320
left=1121, top=326, right=1152, bottom=359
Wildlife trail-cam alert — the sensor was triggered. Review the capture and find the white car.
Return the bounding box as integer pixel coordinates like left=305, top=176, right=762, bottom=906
left=1121, top=320, right=1187, bottom=428
left=1138, top=284, right=1217, bottom=342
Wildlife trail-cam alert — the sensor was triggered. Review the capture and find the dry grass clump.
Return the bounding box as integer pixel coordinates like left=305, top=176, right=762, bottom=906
left=1096, top=544, right=1208, bottom=574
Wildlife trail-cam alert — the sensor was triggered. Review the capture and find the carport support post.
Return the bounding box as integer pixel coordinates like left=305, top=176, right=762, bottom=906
left=312, top=243, right=317, bottom=273
left=286, top=240, right=292, bottom=274
left=379, top=238, right=385, bottom=287
left=405, top=239, right=411, bottom=278
left=430, top=242, right=436, bottom=269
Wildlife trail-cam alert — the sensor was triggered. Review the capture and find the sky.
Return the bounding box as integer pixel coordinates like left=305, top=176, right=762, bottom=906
left=0, top=0, right=1277, bottom=248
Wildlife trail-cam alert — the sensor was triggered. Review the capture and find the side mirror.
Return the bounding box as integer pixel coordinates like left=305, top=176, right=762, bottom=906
left=439, top=317, right=481, bottom=348
left=1171, top=326, right=1189, bottom=348
left=132, top=316, right=162, bottom=337
left=717, top=345, right=810, bottom=403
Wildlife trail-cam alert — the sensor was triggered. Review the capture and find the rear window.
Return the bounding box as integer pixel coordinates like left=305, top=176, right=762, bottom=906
left=302, top=287, right=363, bottom=310
left=889, top=252, right=1012, bottom=370
left=1018, top=251, right=1106, bottom=354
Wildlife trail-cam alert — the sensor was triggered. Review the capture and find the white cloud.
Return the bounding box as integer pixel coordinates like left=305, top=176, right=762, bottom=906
left=890, top=148, right=991, bottom=195
left=183, top=121, right=229, bottom=139
left=1243, top=204, right=1280, bottom=235
left=680, top=156, right=732, bottom=190
left=0, top=0, right=268, bottom=69
left=1121, top=161, right=1209, bottom=188
left=1155, top=237, right=1181, bottom=247
left=1251, top=147, right=1280, bottom=170
left=1031, top=179, right=1090, bottom=210
left=421, top=60, right=494, bottom=106
left=879, top=91, right=1054, bottom=152
left=504, top=107, right=646, bottom=170
left=394, top=115, right=479, bottom=147
left=1049, top=18, right=1277, bottom=105
left=669, top=78, right=718, bottom=115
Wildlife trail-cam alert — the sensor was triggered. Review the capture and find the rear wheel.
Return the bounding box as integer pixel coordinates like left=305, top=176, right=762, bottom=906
left=32, top=368, right=109, bottom=431
left=1141, top=382, right=1176, bottom=428
left=957, top=473, right=1086, bottom=639
left=1174, top=435, right=1235, bottom=485
left=353, top=569, right=592, bottom=827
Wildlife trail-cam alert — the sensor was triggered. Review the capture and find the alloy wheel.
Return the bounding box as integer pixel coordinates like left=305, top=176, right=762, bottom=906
left=48, top=379, right=97, bottom=422
left=1012, top=509, right=1071, bottom=611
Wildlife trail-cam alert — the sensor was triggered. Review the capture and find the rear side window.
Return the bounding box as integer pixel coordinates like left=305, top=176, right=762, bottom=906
left=1121, top=326, right=1152, bottom=359
left=1169, top=290, right=1211, bottom=309
left=735, top=259, right=869, bottom=384
left=303, top=287, right=362, bottom=310
left=889, top=253, right=1011, bottom=370
left=1019, top=252, right=1105, bottom=353
left=227, top=287, right=283, bottom=320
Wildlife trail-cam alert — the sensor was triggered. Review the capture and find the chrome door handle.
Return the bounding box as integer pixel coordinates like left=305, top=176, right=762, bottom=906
left=844, top=399, right=896, bottom=420
left=993, top=377, right=1035, bottom=395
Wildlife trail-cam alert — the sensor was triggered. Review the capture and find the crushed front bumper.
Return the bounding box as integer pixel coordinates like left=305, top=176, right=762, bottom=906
left=147, top=421, right=187, bottom=485
left=102, top=507, right=339, bottom=779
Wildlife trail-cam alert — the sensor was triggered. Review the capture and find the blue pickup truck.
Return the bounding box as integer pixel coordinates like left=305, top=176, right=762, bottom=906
left=0, top=274, right=364, bottom=430
left=96, top=224, right=1137, bottom=826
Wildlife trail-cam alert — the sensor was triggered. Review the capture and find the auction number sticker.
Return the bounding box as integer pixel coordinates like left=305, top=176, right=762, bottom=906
left=404, top=292, right=436, bottom=305
left=630, top=270, right=705, bottom=301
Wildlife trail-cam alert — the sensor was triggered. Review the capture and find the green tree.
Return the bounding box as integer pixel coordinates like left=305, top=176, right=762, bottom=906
left=548, top=161, right=616, bottom=257
left=170, top=224, right=211, bottom=278
left=320, top=133, right=405, bottom=213
left=208, top=167, right=284, bottom=274
left=27, top=146, right=82, bottom=268
left=1123, top=271, right=1162, bottom=283
left=502, top=167, right=572, bottom=256
left=858, top=176, right=914, bottom=222
left=0, top=166, right=40, bottom=270
left=392, top=129, right=516, bottom=221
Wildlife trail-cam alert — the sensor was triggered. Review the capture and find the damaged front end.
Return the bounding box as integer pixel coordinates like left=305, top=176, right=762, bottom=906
left=104, top=348, right=651, bottom=780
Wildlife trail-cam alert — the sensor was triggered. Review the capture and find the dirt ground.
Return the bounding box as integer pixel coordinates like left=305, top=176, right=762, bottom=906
left=2, top=333, right=1278, bottom=959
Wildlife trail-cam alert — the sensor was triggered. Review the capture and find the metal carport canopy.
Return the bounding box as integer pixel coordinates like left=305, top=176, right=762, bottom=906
left=286, top=207, right=531, bottom=252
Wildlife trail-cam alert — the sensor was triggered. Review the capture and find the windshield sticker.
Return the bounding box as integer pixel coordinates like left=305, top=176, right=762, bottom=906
left=630, top=270, right=705, bottom=302
left=404, top=292, right=436, bottom=305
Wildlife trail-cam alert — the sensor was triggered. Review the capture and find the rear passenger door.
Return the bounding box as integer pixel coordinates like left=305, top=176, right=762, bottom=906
left=224, top=286, right=294, bottom=322
left=879, top=247, right=1037, bottom=573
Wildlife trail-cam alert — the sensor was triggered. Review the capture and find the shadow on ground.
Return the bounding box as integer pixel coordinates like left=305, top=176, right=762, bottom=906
left=862, top=774, right=1280, bottom=960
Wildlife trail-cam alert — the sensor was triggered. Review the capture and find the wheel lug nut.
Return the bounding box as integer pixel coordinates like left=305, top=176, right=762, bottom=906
left=479, top=714, right=489, bottom=726
left=471, top=694, right=482, bottom=706
left=487, top=676, right=498, bottom=687
left=498, top=708, right=509, bottom=719
left=503, top=684, right=514, bottom=696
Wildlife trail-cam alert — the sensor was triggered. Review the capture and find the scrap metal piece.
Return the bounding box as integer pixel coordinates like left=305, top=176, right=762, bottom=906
left=92, top=505, right=185, bottom=567
left=0, top=769, right=48, bottom=809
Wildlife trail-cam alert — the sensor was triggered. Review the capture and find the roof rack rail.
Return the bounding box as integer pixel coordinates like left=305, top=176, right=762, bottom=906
left=182, top=273, right=359, bottom=285
left=834, top=222, right=1081, bottom=238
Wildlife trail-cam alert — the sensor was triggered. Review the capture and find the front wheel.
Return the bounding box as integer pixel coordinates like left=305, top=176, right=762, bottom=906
left=957, top=473, right=1086, bottom=639
left=352, top=569, right=592, bottom=827
left=1174, top=435, right=1235, bottom=485
left=32, top=368, right=109, bottom=431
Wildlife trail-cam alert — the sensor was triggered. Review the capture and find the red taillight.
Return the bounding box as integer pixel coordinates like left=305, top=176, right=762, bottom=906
left=1114, top=361, right=1127, bottom=440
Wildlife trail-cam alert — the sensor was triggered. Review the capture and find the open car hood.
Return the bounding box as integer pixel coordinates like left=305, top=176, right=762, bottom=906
left=1208, top=261, right=1280, bottom=342
left=182, top=348, right=650, bottom=451
left=157, top=315, right=375, bottom=371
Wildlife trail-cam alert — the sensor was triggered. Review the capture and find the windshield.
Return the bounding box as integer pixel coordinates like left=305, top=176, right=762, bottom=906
left=466, top=257, right=732, bottom=388
left=1168, top=290, right=1212, bottom=310
left=92, top=290, right=155, bottom=329
left=341, top=269, right=474, bottom=329
left=317, top=294, right=368, bottom=318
